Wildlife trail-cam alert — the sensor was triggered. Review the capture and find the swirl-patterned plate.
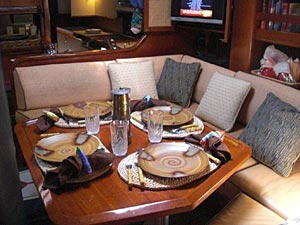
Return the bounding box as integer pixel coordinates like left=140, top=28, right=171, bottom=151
left=141, top=106, right=193, bottom=127
left=61, top=101, right=112, bottom=119
left=138, top=143, right=209, bottom=178
left=34, top=133, right=100, bottom=162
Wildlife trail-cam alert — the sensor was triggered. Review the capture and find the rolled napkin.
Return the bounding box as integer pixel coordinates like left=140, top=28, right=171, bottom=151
left=184, top=133, right=231, bottom=164
left=36, top=108, right=62, bottom=133
left=43, top=151, right=115, bottom=190
left=130, top=97, right=169, bottom=112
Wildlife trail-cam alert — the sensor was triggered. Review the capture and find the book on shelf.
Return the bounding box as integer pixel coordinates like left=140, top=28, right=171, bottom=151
left=268, top=0, right=276, bottom=30
left=280, top=1, right=290, bottom=32
left=260, top=0, right=269, bottom=29
left=288, top=2, right=300, bottom=32
left=274, top=0, right=283, bottom=31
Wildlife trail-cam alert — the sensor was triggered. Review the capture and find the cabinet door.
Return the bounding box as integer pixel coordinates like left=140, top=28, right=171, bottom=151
left=143, top=0, right=174, bottom=32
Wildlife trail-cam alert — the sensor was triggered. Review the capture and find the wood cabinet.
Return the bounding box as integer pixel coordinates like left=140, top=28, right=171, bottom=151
left=230, top=0, right=300, bottom=72
left=0, top=1, right=47, bottom=91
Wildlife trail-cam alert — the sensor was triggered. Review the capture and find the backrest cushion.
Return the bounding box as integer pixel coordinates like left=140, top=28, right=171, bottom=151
left=195, top=72, right=251, bottom=132
left=157, top=58, right=201, bottom=107
left=181, top=55, right=236, bottom=104
left=235, top=71, right=300, bottom=125
left=116, top=54, right=183, bottom=83
left=14, top=61, right=113, bottom=110
left=108, top=60, right=158, bottom=100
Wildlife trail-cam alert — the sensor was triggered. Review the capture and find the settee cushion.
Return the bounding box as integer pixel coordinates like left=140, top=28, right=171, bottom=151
left=195, top=72, right=251, bottom=132
left=235, top=71, right=300, bottom=125
left=14, top=61, right=113, bottom=111
left=157, top=58, right=201, bottom=107
left=230, top=161, right=300, bottom=219
left=108, top=61, right=158, bottom=100
left=207, top=193, right=285, bottom=225
left=239, top=92, right=300, bottom=177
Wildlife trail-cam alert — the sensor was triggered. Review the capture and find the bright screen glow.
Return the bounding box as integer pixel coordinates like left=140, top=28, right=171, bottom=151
left=180, top=0, right=213, bottom=18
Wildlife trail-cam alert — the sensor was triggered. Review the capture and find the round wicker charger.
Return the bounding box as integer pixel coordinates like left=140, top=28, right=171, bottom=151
left=117, top=152, right=220, bottom=190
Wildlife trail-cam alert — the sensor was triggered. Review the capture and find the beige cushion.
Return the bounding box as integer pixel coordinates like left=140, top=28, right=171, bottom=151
left=108, top=61, right=158, bottom=100
left=207, top=193, right=285, bottom=225
left=15, top=108, right=49, bottom=123
left=181, top=55, right=236, bottom=104
left=116, top=55, right=183, bottom=83
left=14, top=61, right=113, bottom=110
left=195, top=72, right=251, bottom=132
left=230, top=161, right=300, bottom=219
left=235, top=71, right=300, bottom=125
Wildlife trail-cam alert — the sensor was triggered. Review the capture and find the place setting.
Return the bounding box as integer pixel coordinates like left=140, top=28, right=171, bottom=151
left=130, top=105, right=204, bottom=139
left=33, top=131, right=115, bottom=190
left=35, top=100, right=112, bottom=132
left=118, top=104, right=230, bottom=190
left=117, top=142, right=221, bottom=190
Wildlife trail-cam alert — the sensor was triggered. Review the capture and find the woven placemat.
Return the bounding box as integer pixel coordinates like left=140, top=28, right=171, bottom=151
left=54, top=118, right=111, bottom=128
left=117, top=152, right=220, bottom=190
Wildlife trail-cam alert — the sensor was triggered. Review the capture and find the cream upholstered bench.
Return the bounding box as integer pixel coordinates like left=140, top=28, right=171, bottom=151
left=207, top=193, right=285, bottom=225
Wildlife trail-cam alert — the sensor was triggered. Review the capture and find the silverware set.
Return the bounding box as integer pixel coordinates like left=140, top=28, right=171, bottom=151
left=125, top=149, right=145, bottom=188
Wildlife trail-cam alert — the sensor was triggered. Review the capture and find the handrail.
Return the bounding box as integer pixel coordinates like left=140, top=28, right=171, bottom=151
left=0, top=5, right=40, bottom=14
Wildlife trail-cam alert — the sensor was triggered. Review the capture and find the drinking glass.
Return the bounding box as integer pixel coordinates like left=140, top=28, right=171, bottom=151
left=110, top=120, right=128, bottom=156
left=147, top=109, right=164, bottom=143
left=84, top=104, right=100, bottom=135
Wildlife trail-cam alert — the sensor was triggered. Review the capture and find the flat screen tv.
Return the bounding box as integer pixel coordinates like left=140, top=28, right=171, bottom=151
left=171, top=0, right=227, bottom=25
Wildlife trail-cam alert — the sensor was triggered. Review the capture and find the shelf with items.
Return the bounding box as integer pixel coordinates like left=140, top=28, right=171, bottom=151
left=229, top=0, right=300, bottom=72
left=255, top=12, right=300, bottom=47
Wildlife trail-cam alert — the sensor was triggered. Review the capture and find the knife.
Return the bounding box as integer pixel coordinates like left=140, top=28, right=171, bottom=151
left=126, top=164, right=133, bottom=188
left=169, top=123, right=200, bottom=133
left=135, top=162, right=145, bottom=186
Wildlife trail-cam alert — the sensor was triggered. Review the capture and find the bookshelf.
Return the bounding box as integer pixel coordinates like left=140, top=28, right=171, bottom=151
left=256, top=3, right=300, bottom=47
left=230, top=0, right=300, bottom=73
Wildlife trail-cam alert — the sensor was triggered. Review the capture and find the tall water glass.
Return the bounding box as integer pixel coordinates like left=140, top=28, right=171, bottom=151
left=84, top=103, right=100, bottom=135
left=110, top=120, right=128, bottom=156
left=147, top=109, right=164, bottom=143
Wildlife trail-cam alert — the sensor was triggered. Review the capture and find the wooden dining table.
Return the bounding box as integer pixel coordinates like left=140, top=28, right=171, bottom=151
left=15, top=121, right=251, bottom=225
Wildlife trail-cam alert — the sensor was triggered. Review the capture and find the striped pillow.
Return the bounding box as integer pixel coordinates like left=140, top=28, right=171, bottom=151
left=239, top=92, right=300, bottom=177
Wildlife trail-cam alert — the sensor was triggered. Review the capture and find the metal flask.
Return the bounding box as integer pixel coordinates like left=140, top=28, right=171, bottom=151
left=111, top=87, right=132, bottom=143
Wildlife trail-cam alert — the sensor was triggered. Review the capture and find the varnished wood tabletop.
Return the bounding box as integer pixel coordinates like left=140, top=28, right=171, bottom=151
left=14, top=122, right=251, bottom=225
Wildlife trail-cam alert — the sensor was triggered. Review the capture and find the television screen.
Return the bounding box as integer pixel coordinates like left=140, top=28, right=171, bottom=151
left=171, top=0, right=226, bottom=25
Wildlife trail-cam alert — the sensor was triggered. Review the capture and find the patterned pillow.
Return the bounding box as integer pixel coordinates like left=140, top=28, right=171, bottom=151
left=108, top=61, right=158, bottom=100
left=195, top=72, right=251, bottom=132
left=156, top=58, right=201, bottom=107
left=239, top=92, right=300, bottom=177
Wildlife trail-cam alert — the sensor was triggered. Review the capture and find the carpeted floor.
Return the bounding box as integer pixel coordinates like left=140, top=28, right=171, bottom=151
left=20, top=169, right=227, bottom=225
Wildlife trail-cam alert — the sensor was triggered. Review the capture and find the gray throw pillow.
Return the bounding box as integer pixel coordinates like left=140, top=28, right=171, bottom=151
left=239, top=92, right=300, bottom=177
left=157, top=58, right=201, bottom=108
